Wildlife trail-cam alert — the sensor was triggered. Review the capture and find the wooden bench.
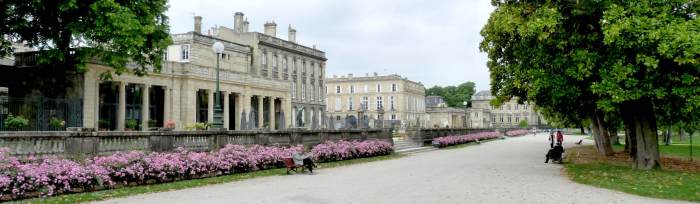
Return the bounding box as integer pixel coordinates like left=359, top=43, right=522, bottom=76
left=283, top=158, right=304, bottom=174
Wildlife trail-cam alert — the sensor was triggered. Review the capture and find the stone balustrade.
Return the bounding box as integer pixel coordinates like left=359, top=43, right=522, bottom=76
left=0, top=129, right=392, bottom=157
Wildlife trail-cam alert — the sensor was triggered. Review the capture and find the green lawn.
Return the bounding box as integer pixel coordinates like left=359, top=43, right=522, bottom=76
left=566, top=162, right=700, bottom=202
left=610, top=138, right=699, bottom=161
left=10, top=154, right=403, bottom=204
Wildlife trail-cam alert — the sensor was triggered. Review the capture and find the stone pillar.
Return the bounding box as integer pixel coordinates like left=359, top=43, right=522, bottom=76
left=208, top=90, right=214, bottom=125
left=163, top=86, right=171, bottom=126
left=235, top=93, right=245, bottom=130
left=257, top=95, right=264, bottom=129
left=117, top=82, right=126, bottom=131
left=82, top=78, right=98, bottom=129
left=284, top=98, right=291, bottom=129
left=141, top=84, right=150, bottom=130
left=269, top=97, right=275, bottom=130
left=223, top=91, right=230, bottom=130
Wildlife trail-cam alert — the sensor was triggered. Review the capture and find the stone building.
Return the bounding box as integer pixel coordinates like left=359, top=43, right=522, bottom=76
left=424, top=96, right=467, bottom=128
left=468, top=90, right=545, bottom=128
left=0, top=12, right=326, bottom=131
left=325, top=73, right=426, bottom=129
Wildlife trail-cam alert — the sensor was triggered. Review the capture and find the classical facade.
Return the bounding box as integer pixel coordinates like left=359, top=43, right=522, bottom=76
left=468, top=90, right=545, bottom=128
left=425, top=96, right=466, bottom=128
left=325, top=73, right=426, bottom=129
left=0, top=12, right=326, bottom=131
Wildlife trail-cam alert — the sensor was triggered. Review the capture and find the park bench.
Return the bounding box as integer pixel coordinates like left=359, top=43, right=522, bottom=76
left=283, top=158, right=305, bottom=174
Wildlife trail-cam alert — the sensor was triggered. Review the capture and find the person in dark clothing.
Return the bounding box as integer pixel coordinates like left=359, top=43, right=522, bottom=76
left=545, top=143, right=565, bottom=163
left=548, top=132, right=555, bottom=148
left=293, top=151, right=317, bottom=174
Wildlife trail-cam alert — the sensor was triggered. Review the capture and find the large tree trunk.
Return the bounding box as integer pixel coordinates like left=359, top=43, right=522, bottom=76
left=590, top=111, right=614, bottom=156
left=679, top=128, right=685, bottom=141
left=621, top=99, right=660, bottom=170
left=608, top=128, right=620, bottom=145
left=580, top=126, right=586, bottom=135
left=664, top=124, right=672, bottom=146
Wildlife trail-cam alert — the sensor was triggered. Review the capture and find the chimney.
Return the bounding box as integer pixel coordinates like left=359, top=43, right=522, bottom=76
left=264, top=21, right=277, bottom=37
left=288, top=24, right=297, bottom=43
left=194, top=16, right=202, bottom=34
left=243, top=18, right=250, bottom=32
left=348, top=73, right=353, bottom=78
left=234, top=12, right=244, bottom=32
left=373, top=72, right=378, bottom=76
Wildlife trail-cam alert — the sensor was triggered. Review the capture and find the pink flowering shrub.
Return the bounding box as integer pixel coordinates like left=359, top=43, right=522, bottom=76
left=0, top=143, right=328, bottom=200
left=505, top=129, right=529, bottom=137
left=311, top=140, right=393, bottom=162
left=432, top=132, right=501, bottom=148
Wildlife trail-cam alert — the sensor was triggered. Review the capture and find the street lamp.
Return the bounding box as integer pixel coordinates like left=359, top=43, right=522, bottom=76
left=463, top=101, right=468, bottom=128
left=211, top=41, right=225, bottom=129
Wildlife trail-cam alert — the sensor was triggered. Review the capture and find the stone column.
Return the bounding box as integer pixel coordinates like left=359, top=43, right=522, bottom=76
left=257, top=95, right=264, bottom=129
left=163, top=86, right=171, bottom=126
left=235, top=93, right=245, bottom=130
left=82, top=78, right=98, bottom=129
left=269, top=97, right=276, bottom=130
left=117, top=82, right=126, bottom=131
left=208, top=90, right=214, bottom=125
left=283, top=98, right=291, bottom=129
left=141, top=84, right=150, bottom=130
left=223, top=91, right=230, bottom=130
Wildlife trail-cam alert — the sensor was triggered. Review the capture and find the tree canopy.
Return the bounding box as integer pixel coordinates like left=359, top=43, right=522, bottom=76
left=425, top=82, right=476, bottom=108
left=481, top=0, right=699, bottom=170
left=0, top=0, right=171, bottom=76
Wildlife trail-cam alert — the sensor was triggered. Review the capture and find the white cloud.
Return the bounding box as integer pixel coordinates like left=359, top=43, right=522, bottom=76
left=167, top=0, right=494, bottom=91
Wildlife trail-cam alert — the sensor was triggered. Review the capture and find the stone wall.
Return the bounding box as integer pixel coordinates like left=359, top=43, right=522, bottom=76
left=0, top=129, right=391, bottom=157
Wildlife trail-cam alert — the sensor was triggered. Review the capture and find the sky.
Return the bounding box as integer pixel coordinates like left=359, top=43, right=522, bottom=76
left=166, top=0, right=495, bottom=91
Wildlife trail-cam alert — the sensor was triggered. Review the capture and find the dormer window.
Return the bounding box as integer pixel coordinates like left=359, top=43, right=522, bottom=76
left=181, top=44, right=190, bottom=61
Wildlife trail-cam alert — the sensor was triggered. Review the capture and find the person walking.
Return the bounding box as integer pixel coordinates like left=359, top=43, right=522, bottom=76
left=556, top=130, right=564, bottom=144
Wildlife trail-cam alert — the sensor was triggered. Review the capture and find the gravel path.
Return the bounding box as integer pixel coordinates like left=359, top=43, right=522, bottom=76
left=93, top=134, right=690, bottom=204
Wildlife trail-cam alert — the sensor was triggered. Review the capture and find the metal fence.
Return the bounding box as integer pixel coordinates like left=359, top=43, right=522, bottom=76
left=0, top=97, right=83, bottom=131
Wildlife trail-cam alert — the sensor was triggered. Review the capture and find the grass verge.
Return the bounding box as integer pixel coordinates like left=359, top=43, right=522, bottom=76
left=564, top=146, right=700, bottom=202
left=11, top=154, right=403, bottom=204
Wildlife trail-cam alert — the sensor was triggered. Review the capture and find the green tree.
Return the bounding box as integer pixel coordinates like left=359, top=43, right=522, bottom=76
left=0, top=0, right=171, bottom=76
left=518, top=119, right=528, bottom=128
left=481, top=0, right=699, bottom=170
left=425, top=82, right=476, bottom=107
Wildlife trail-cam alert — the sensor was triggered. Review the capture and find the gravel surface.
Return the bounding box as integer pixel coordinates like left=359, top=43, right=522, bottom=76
left=93, top=134, right=690, bottom=204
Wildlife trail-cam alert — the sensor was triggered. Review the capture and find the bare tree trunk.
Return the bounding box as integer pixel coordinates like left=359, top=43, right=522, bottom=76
left=679, top=128, right=684, bottom=141
left=664, top=124, right=672, bottom=146
left=590, top=111, right=614, bottom=156
left=580, top=126, right=585, bottom=135
left=621, top=99, right=660, bottom=170
left=608, top=128, right=620, bottom=145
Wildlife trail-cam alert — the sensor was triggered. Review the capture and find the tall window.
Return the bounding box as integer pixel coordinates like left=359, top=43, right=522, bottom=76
left=361, top=96, right=369, bottom=110
left=377, top=84, right=382, bottom=92
left=390, top=96, right=395, bottom=110
left=348, top=97, right=354, bottom=111
left=302, top=61, right=307, bottom=73
left=302, top=84, right=306, bottom=100
left=524, top=104, right=528, bottom=110
left=292, top=59, right=297, bottom=72
left=261, top=52, right=267, bottom=65
left=334, top=98, right=341, bottom=111
left=376, top=96, right=383, bottom=110
left=283, top=57, right=288, bottom=69
left=363, top=85, right=368, bottom=93
left=391, top=114, right=397, bottom=120
left=181, top=45, right=190, bottom=60
left=392, top=84, right=397, bottom=92
left=291, top=82, right=297, bottom=99
left=336, top=86, right=341, bottom=93
left=272, top=54, right=278, bottom=67
left=350, top=85, right=355, bottom=93
left=311, top=86, right=315, bottom=100
left=500, top=114, right=504, bottom=122
left=508, top=115, right=512, bottom=122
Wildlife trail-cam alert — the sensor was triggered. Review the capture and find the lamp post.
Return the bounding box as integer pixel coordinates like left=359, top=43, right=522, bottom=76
left=211, top=41, right=225, bottom=129
left=463, top=101, right=468, bottom=128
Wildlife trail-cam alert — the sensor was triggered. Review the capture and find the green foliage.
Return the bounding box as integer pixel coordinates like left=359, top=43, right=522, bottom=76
left=148, top=119, right=158, bottom=128
left=125, top=119, right=138, bottom=130
left=518, top=119, right=529, bottom=128
left=184, top=122, right=207, bottom=131
left=4, top=114, right=29, bottom=130
left=49, top=117, right=66, bottom=129
left=425, top=82, right=476, bottom=107
left=0, top=0, right=172, bottom=76
left=98, top=120, right=110, bottom=129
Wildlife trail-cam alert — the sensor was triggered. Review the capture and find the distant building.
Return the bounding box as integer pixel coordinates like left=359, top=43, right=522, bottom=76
left=468, top=90, right=545, bottom=128
left=425, top=95, right=466, bottom=128
left=325, top=73, right=427, bottom=129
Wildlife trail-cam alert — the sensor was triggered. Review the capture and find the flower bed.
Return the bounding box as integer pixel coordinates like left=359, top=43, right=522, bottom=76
left=505, top=129, right=530, bottom=137
left=432, top=132, right=501, bottom=148
left=311, top=140, right=394, bottom=162
left=0, top=140, right=393, bottom=201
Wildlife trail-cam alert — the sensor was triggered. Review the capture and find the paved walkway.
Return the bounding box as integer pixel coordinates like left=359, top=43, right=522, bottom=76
left=93, top=134, right=690, bottom=204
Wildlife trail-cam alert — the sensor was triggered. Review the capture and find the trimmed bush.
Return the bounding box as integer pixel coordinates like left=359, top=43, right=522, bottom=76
left=432, top=132, right=501, bottom=148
